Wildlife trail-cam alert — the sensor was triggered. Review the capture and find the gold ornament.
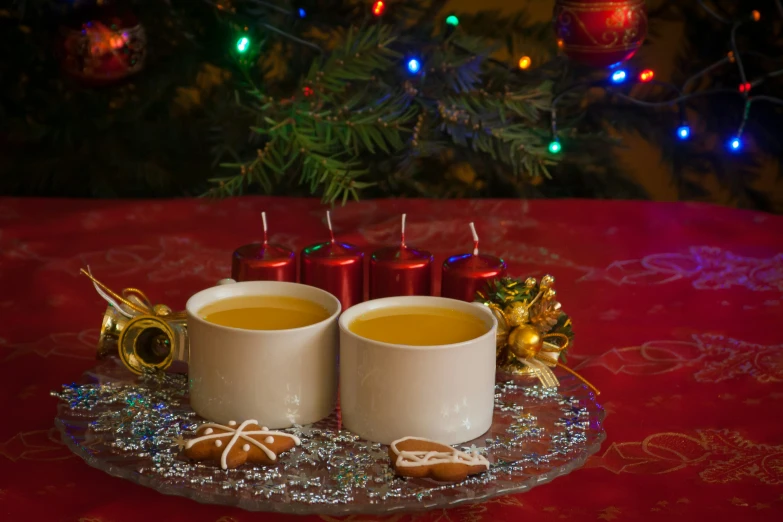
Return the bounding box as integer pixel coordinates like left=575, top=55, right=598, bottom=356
left=118, top=315, right=179, bottom=374
left=504, top=301, right=529, bottom=327
left=530, top=287, right=561, bottom=332
left=508, top=324, right=542, bottom=360
left=81, top=268, right=188, bottom=374
left=476, top=276, right=599, bottom=395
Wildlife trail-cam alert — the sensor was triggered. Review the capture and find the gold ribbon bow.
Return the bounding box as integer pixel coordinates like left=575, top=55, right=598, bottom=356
left=80, top=268, right=187, bottom=374
left=477, top=275, right=600, bottom=395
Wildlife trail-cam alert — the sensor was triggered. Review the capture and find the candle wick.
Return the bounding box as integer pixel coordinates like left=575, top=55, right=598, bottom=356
left=261, top=211, right=269, bottom=246
left=326, top=210, right=335, bottom=244
left=469, top=222, right=479, bottom=256
left=401, top=213, right=407, bottom=249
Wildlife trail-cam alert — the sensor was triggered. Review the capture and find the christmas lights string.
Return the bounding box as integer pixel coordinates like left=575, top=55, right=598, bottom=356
left=217, top=0, right=323, bottom=53
left=696, top=0, right=730, bottom=24
left=260, top=22, right=322, bottom=52
left=219, top=0, right=783, bottom=156
left=549, top=5, right=783, bottom=154
left=228, top=1, right=522, bottom=74
left=250, top=0, right=293, bottom=16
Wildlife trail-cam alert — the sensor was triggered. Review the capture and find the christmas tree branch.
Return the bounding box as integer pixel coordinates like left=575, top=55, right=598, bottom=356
left=308, top=25, right=401, bottom=92
left=207, top=20, right=559, bottom=201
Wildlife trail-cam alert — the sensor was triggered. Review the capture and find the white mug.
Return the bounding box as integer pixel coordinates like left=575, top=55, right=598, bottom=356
left=186, top=281, right=341, bottom=429
left=339, top=296, right=497, bottom=445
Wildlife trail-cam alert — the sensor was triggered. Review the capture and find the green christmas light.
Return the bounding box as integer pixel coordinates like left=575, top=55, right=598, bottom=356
left=236, top=36, right=250, bottom=53
left=446, top=15, right=459, bottom=27
left=548, top=140, right=562, bottom=154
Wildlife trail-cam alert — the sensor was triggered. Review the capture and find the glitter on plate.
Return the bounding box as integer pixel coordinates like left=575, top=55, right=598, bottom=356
left=52, top=360, right=605, bottom=515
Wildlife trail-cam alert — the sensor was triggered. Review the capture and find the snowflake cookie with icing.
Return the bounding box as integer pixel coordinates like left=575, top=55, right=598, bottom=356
left=182, top=419, right=300, bottom=470
left=388, top=436, right=490, bottom=482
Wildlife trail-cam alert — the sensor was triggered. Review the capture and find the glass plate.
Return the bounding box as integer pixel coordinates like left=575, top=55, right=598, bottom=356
left=54, top=359, right=605, bottom=515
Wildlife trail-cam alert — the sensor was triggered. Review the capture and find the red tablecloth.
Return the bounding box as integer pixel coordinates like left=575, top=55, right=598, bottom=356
left=1, top=197, right=782, bottom=522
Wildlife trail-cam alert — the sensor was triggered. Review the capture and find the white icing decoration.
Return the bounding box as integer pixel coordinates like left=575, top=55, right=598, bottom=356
left=265, top=436, right=274, bottom=444
left=204, top=428, right=213, bottom=435
left=242, top=444, right=250, bottom=452
left=228, top=420, right=237, bottom=426
left=389, top=436, right=490, bottom=470
left=184, top=420, right=301, bottom=470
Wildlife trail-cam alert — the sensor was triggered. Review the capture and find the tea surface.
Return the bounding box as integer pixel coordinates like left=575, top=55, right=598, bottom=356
left=348, top=306, right=488, bottom=346
left=199, top=295, right=329, bottom=330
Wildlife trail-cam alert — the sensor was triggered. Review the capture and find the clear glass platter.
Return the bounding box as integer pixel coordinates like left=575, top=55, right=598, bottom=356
left=53, top=359, right=605, bottom=515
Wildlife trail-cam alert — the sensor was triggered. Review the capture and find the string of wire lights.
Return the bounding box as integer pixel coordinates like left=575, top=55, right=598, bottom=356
left=549, top=4, right=783, bottom=155
left=227, top=0, right=323, bottom=54
left=224, top=0, right=782, bottom=157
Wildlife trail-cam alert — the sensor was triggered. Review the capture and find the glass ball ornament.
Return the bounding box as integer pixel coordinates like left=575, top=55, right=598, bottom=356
left=59, top=4, right=146, bottom=85
left=553, top=0, right=648, bottom=68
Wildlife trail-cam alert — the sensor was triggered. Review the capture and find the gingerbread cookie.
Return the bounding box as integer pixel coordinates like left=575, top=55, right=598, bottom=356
left=388, top=436, right=490, bottom=482
left=182, top=419, right=300, bottom=470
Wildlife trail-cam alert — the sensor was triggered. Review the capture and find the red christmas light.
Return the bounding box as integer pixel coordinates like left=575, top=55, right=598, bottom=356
left=372, top=1, right=385, bottom=16
left=303, top=86, right=314, bottom=97
left=739, top=82, right=752, bottom=93
left=639, top=69, right=654, bottom=82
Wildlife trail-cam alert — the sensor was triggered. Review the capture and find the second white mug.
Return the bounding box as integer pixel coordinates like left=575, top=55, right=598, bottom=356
left=338, top=296, right=497, bottom=445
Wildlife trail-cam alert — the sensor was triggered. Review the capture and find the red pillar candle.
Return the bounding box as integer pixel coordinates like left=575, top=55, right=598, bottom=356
left=231, top=212, right=297, bottom=282
left=301, top=211, right=364, bottom=310
left=370, top=214, right=433, bottom=299
left=441, top=222, right=507, bottom=302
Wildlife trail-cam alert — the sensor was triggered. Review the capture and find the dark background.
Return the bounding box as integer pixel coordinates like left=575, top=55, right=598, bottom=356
left=2, top=0, right=781, bottom=212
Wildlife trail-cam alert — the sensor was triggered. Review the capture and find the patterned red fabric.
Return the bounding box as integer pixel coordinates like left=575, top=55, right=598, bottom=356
left=1, top=197, right=782, bottom=522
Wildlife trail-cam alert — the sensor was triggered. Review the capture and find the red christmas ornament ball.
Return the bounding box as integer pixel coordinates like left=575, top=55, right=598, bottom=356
left=553, top=0, right=647, bottom=68
left=59, top=4, right=146, bottom=85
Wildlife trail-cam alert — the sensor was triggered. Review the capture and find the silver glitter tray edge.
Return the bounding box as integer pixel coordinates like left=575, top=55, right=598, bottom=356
left=53, top=360, right=605, bottom=515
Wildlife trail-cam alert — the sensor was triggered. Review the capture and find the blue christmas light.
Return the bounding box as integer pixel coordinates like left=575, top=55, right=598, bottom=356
left=676, top=125, right=691, bottom=140
left=407, top=58, right=421, bottom=74
left=728, top=136, right=743, bottom=152
left=298, top=7, right=306, bottom=18
left=610, top=70, right=628, bottom=84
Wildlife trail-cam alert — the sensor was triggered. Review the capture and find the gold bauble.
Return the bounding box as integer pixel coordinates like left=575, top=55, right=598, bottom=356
left=504, top=301, right=529, bottom=327
left=508, top=325, right=542, bottom=360
left=540, top=275, right=555, bottom=288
